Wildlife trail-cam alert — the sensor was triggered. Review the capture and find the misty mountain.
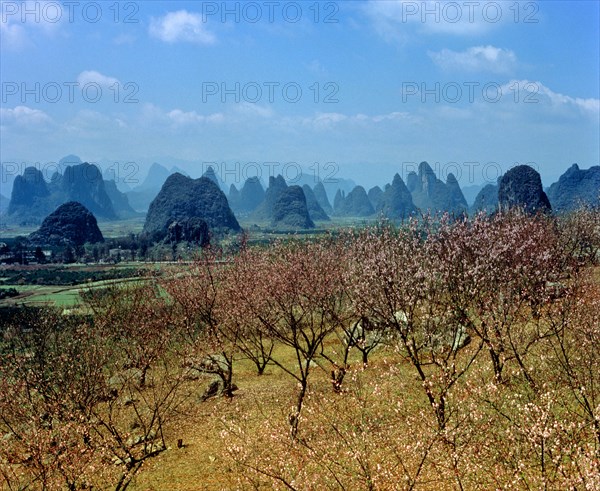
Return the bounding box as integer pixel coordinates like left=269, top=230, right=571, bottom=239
left=104, top=179, right=140, bottom=219
left=461, top=183, right=487, bottom=206
left=271, top=185, right=315, bottom=230
left=408, top=162, right=468, bottom=215
left=6, top=162, right=142, bottom=225
left=302, top=184, right=330, bottom=221
left=252, top=175, right=289, bottom=221
left=229, top=176, right=265, bottom=214
left=377, top=174, right=417, bottom=220
left=313, top=181, right=333, bottom=214
left=135, top=163, right=187, bottom=192
left=446, top=174, right=469, bottom=213
left=7, top=167, right=53, bottom=225
left=546, top=164, right=600, bottom=212
left=203, top=166, right=224, bottom=190
left=247, top=175, right=315, bottom=228
left=127, top=163, right=190, bottom=212
left=367, top=186, right=384, bottom=210
left=59, top=163, right=116, bottom=220
left=333, top=186, right=374, bottom=217
left=470, top=184, right=499, bottom=215
left=102, top=168, right=133, bottom=193
left=228, top=184, right=241, bottom=212
left=290, top=173, right=356, bottom=204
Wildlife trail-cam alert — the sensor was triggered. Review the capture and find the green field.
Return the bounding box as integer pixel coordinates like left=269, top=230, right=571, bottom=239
left=0, top=276, right=147, bottom=308
left=0, top=216, right=380, bottom=310
left=0, top=262, right=157, bottom=309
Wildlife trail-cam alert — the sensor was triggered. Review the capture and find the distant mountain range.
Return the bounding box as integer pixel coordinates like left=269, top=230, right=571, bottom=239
left=471, top=163, right=599, bottom=215
left=326, top=161, right=467, bottom=221
left=126, top=162, right=189, bottom=212
left=250, top=175, right=315, bottom=229
left=5, top=156, right=139, bottom=225
left=546, top=164, right=600, bottom=212
left=4, top=158, right=598, bottom=232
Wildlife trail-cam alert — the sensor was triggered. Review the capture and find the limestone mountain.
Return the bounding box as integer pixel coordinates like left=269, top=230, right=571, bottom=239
left=470, top=184, right=499, bottom=215
left=334, top=186, right=374, bottom=217
left=368, top=186, right=384, bottom=210
left=6, top=162, right=135, bottom=224
left=228, top=184, right=241, bottom=211
left=202, top=166, right=222, bottom=189
left=59, top=154, right=83, bottom=167
left=407, top=171, right=419, bottom=193
left=143, top=173, right=241, bottom=241
left=127, top=163, right=188, bottom=212
left=104, top=179, right=139, bottom=218
left=333, top=189, right=345, bottom=213
left=166, top=217, right=210, bottom=247
left=461, top=183, right=487, bottom=206
left=136, top=163, right=177, bottom=191
left=271, top=185, right=314, bottom=229
left=29, top=201, right=104, bottom=246
left=409, top=162, right=467, bottom=215
left=302, top=184, right=330, bottom=221
left=252, top=175, right=288, bottom=221
left=290, top=174, right=356, bottom=205
left=377, top=174, right=417, bottom=220
left=498, top=165, right=551, bottom=214
left=102, top=169, right=132, bottom=193
left=445, top=173, right=468, bottom=214
left=546, top=164, right=600, bottom=212
left=313, top=181, right=333, bottom=214
left=233, top=177, right=265, bottom=214
left=59, top=163, right=116, bottom=220
left=8, top=167, right=52, bottom=223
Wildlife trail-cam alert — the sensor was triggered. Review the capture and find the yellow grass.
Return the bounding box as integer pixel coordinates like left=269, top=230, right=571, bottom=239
left=129, top=344, right=406, bottom=490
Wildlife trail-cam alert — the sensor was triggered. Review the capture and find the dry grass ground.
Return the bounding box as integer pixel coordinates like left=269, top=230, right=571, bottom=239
left=129, top=343, right=407, bottom=490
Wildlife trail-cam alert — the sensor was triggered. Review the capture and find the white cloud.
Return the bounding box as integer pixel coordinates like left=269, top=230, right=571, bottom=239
left=0, top=1, right=64, bottom=50
left=371, top=111, right=414, bottom=123
left=0, top=22, right=28, bottom=50
left=168, top=109, right=224, bottom=125
left=0, top=106, right=52, bottom=125
left=429, top=46, right=517, bottom=74
left=77, top=71, right=120, bottom=87
left=364, top=0, right=506, bottom=42
left=233, top=102, right=274, bottom=119
left=499, top=80, right=600, bottom=117
left=310, top=112, right=348, bottom=126
left=149, top=10, right=215, bottom=44
left=136, top=104, right=224, bottom=127
left=301, top=111, right=415, bottom=129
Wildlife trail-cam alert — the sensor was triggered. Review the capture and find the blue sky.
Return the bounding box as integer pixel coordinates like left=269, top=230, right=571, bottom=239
left=1, top=0, right=599, bottom=191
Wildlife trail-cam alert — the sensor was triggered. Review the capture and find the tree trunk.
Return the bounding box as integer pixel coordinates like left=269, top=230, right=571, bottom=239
left=489, top=349, right=503, bottom=382
left=331, top=366, right=347, bottom=393
left=290, top=380, right=307, bottom=440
